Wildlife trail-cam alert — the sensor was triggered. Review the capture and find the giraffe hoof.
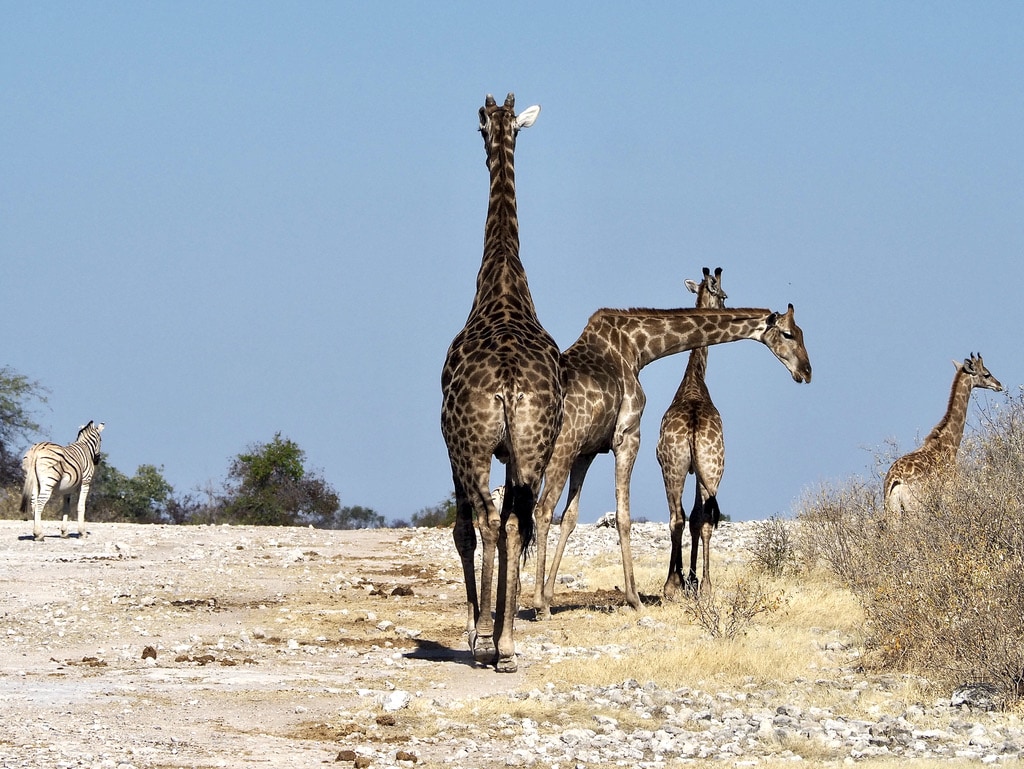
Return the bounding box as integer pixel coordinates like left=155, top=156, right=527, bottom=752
left=471, top=634, right=497, bottom=665
left=496, top=654, right=518, bottom=673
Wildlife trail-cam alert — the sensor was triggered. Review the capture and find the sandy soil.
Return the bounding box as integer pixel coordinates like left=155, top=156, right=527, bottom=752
left=0, top=519, right=538, bottom=768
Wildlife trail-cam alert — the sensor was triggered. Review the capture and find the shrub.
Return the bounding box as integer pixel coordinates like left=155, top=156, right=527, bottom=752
left=796, top=390, right=1024, bottom=700
left=684, top=570, right=787, bottom=639
left=750, top=516, right=798, bottom=577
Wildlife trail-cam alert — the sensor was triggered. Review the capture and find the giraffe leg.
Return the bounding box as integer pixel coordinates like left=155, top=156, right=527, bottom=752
left=532, top=456, right=573, bottom=620
left=494, top=484, right=533, bottom=673
left=613, top=431, right=642, bottom=610
left=541, top=454, right=596, bottom=619
left=659, top=447, right=690, bottom=601
left=473, top=489, right=501, bottom=665
left=700, top=495, right=720, bottom=590
left=451, top=491, right=481, bottom=650
left=663, top=482, right=688, bottom=601
left=686, top=484, right=703, bottom=592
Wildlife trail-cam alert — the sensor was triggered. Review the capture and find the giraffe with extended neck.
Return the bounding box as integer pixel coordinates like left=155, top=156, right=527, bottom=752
left=884, top=353, right=1002, bottom=515
left=532, top=300, right=812, bottom=619
left=441, top=93, right=563, bottom=672
left=656, top=267, right=728, bottom=598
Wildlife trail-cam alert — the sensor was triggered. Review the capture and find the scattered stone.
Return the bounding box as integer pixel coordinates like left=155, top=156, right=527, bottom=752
left=382, top=690, right=411, bottom=712
left=952, top=682, right=1006, bottom=712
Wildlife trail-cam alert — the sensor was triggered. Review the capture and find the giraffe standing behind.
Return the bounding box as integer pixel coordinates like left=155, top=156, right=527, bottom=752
left=884, top=353, right=1002, bottom=515
left=656, top=267, right=727, bottom=598
left=532, top=301, right=812, bottom=619
left=440, top=93, right=562, bottom=672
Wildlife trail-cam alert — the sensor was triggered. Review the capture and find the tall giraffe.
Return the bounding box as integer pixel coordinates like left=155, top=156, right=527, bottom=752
left=883, top=353, right=1002, bottom=515
left=532, top=302, right=812, bottom=619
left=656, top=267, right=727, bottom=598
left=440, top=93, right=563, bottom=672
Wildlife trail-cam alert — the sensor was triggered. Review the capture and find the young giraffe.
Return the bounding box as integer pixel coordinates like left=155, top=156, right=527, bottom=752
left=532, top=301, right=812, bottom=619
left=883, top=353, right=1002, bottom=515
left=656, top=267, right=728, bottom=599
left=440, top=93, right=563, bottom=672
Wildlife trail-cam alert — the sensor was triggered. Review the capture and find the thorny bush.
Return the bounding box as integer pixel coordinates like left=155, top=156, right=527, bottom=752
left=796, top=389, right=1024, bottom=701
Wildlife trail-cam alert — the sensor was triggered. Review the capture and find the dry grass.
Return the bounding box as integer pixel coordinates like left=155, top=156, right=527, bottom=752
left=522, top=550, right=866, bottom=696
left=797, top=390, right=1024, bottom=699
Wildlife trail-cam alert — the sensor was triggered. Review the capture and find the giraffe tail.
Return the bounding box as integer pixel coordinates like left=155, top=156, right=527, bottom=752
left=705, top=495, right=721, bottom=528
left=496, top=389, right=537, bottom=558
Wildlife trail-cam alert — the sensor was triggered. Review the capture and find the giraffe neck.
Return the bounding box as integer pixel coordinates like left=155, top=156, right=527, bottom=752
left=468, top=133, right=535, bottom=320
left=921, top=368, right=974, bottom=460
left=580, top=308, right=769, bottom=372
left=676, top=345, right=710, bottom=400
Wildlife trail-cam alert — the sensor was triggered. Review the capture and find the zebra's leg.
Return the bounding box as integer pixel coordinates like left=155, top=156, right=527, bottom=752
left=60, top=494, right=72, bottom=537
left=75, top=482, right=90, bottom=537
left=33, top=485, right=54, bottom=541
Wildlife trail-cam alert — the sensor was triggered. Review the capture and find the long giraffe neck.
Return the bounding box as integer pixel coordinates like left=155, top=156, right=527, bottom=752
left=921, top=368, right=975, bottom=461
left=676, top=345, right=710, bottom=400
left=581, top=308, right=770, bottom=372
left=468, top=125, right=535, bottom=321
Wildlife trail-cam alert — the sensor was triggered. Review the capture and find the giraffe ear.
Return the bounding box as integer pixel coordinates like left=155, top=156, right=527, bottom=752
left=684, top=279, right=700, bottom=295
left=515, top=105, right=541, bottom=129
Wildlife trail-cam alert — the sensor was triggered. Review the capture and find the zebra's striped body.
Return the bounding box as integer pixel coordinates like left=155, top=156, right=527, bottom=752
left=20, top=421, right=105, bottom=540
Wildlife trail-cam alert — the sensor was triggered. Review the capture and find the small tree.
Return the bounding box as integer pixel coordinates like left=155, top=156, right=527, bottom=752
left=0, top=367, right=49, bottom=486
left=89, top=461, right=174, bottom=523
left=217, top=433, right=342, bottom=527
left=322, top=505, right=385, bottom=530
left=410, top=493, right=457, bottom=528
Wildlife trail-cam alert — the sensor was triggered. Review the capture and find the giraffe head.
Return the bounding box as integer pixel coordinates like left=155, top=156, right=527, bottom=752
left=685, top=267, right=727, bottom=310
left=761, top=304, right=812, bottom=384
left=479, top=93, right=540, bottom=168
left=956, top=353, right=1002, bottom=393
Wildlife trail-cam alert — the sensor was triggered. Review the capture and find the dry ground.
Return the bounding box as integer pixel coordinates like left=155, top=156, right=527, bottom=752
left=0, top=519, right=656, bottom=768
left=1, top=519, right=1017, bottom=769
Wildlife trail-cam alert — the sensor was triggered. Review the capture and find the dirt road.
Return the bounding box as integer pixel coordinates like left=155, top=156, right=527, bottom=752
left=0, top=520, right=527, bottom=768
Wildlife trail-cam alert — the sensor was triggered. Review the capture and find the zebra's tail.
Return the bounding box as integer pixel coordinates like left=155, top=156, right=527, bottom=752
left=19, top=448, right=39, bottom=515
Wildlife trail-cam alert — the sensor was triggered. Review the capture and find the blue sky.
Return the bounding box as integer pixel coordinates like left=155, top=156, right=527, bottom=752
left=4, top=3, right=1022, bottom=524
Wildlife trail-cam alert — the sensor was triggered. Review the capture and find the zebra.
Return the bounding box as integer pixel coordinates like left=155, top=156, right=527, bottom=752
left=20, top=421, right=105, bottom=540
